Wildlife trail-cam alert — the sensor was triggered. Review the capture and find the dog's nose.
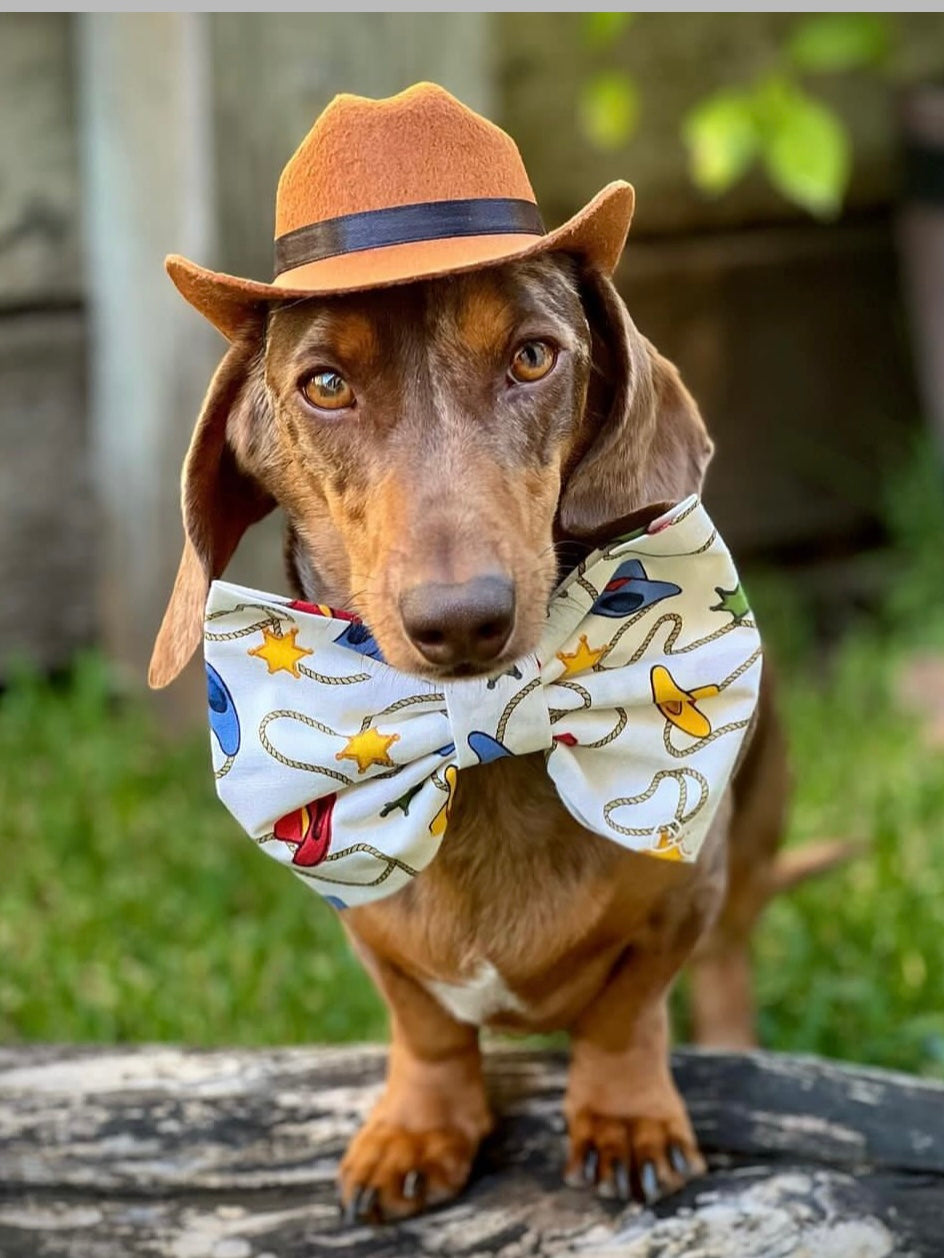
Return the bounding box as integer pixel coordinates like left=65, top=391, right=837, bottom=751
left=399, top=576, right=515, bottom=668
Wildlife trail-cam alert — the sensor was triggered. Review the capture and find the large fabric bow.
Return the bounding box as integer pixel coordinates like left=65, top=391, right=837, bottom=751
left=203, top=496, right=762, bottom=909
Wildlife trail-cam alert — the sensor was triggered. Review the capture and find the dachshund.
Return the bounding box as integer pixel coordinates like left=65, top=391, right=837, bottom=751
left=149, top=252, right=792, bottom=1220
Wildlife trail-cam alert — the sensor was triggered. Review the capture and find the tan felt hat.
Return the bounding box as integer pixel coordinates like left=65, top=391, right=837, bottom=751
left=167, top=82, right=635, bottom=341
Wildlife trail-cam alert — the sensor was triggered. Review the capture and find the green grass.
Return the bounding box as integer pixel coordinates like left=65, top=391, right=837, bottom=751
left=747, top=446, right=944, bottom=1075
left=0, top=656, right=386, bottom=1045
left=2, top=448, right=944, bottom=1073
left=750, top=634, right=944, bottom=1072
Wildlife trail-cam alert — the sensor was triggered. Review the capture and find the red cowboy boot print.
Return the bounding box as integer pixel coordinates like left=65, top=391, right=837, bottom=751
left=273, top=795, right=336, bottom=866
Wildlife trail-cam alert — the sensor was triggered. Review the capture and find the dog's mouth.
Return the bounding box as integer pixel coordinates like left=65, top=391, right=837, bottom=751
left=416, top=652, right=524, bottom=683
left=434, top=661, right=484, bottom=680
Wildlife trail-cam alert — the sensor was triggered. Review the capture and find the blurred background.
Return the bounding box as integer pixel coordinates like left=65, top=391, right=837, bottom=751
left=2, top=12, right=944, bottom=1069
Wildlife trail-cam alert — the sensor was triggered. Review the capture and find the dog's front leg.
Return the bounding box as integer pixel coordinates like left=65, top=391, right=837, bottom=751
left=564, top=963, right=705, bottom=1204
left=339, top=947, right=494, bottom=1222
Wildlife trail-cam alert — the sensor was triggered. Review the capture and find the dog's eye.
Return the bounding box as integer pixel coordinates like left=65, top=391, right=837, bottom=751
left=300, top=370, right=355, bottom=411
left=509, top=340, right=556, bottom=384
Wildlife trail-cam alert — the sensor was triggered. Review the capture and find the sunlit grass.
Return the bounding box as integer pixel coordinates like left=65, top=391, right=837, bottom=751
left=750, top=631, right=944, bottom=1074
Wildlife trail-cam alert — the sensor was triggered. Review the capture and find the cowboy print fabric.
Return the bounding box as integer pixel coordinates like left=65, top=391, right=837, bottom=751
left=203, top=496, right=762, bottom=909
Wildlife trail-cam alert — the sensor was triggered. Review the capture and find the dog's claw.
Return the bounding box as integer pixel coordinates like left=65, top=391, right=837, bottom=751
left=360, top=1186, right=379, bottom=1220
left=342, top=1189, right=363, bottom=1225
left=341, top=1121, right=477, bottom=1220
left=639, top=1160, right=660, bottom=1204
left=612, top=1159, right=631, bottom=1201
left=567, top=1109, right=703, bottom=1205
left=342, top=1184, right=378, bottom=1224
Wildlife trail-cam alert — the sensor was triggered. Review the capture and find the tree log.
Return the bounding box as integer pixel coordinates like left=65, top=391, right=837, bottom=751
left=0, top=1045, right=941, bottom=1256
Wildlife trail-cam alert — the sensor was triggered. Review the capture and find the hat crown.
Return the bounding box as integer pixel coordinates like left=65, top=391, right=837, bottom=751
left=275, top=83, right=537, bottom=239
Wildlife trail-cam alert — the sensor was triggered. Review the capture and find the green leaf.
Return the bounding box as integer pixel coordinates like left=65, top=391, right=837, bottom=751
left=579, top=72, right=639, bottom=151
left=682, top=88, right=761, bottom=195
left=757, top=80, right=851, bottom=218
left=788, top=13, right=891, bottom=74
left=583, top=12, right=634, bottom=51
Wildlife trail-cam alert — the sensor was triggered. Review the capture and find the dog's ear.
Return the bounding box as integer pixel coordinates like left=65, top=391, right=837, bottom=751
left=148, top=330, right=275, bottom=689
left=558, top=267, right=714, bottom=537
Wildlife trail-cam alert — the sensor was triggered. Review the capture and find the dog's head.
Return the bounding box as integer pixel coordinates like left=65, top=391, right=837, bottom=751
left=149, top=254, right=712, bottom=687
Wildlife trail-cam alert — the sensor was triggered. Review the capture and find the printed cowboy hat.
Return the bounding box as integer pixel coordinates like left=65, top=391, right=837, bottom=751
left=166, top=81, right=635, bottom=340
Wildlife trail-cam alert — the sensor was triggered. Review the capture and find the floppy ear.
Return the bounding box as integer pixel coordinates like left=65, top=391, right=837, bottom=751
left=148, top=332, right=275, bottom=689
left=558, top=267, right=714, bottom=536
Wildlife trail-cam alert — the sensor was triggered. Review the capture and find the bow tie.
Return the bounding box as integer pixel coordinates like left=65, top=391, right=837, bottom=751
left=203, top=496, right=761, bottom=910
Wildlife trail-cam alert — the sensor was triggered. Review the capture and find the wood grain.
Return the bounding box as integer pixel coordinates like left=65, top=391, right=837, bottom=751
left=0, top=310, right=94, bottom=675
left=1, top=1045, right=940, bottom=1256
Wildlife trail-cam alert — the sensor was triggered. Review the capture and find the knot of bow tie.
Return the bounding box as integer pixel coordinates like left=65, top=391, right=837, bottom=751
left=203, top=496, right=762, bottom=909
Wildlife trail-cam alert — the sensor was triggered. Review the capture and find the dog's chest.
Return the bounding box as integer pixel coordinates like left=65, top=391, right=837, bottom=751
left=411, top=759, right=618, bottom=1025
left=422, top=960, right=527, bottom=1025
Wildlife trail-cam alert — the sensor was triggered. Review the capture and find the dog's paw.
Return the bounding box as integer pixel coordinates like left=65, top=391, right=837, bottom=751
left=564, top=1108, right=706, bottom=1204
left=339, top=1119, right=477, bottom=1223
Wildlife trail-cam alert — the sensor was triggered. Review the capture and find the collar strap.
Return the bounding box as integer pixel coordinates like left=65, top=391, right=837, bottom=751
left=273, top=197, right=545, bottom=275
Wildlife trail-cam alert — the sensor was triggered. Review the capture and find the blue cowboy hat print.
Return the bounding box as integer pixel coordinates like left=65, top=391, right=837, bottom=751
left=205, top=662, right=240, bottom=757
left=591, top=560, right=681, bottom=618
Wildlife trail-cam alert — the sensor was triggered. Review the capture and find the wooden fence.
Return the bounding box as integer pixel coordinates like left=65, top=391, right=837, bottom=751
left=2, top=12, right=941, bottom=711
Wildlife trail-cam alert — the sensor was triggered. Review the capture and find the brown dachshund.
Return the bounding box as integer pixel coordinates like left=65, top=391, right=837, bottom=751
left=149, top=253, right=792, bottom=1219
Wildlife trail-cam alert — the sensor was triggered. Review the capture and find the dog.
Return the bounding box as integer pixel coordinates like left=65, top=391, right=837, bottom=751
left=148, top=85, right=793, bottom=1222
left=150, top=252, right=793, bottom=1217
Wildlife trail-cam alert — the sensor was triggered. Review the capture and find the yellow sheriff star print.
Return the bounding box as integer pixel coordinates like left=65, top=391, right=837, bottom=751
left=248, top=626, right=312, bottom=678
left=336, top=727, right=400, bottom=774
left=556, top=633, right=607, bottom=678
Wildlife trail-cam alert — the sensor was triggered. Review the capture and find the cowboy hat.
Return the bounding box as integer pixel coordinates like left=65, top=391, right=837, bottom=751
left=166, top=82, right=635, bottom=340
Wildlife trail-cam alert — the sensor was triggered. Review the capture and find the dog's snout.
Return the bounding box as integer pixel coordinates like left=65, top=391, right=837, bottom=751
left=399, top=576, right=515, bottom=669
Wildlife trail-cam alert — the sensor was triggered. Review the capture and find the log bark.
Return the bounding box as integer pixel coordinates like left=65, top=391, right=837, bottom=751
left=1, top=1045, right=941, bottom=1256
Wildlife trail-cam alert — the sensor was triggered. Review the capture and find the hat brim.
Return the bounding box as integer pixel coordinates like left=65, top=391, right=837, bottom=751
left=167, top=181, right=634, bottom=341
